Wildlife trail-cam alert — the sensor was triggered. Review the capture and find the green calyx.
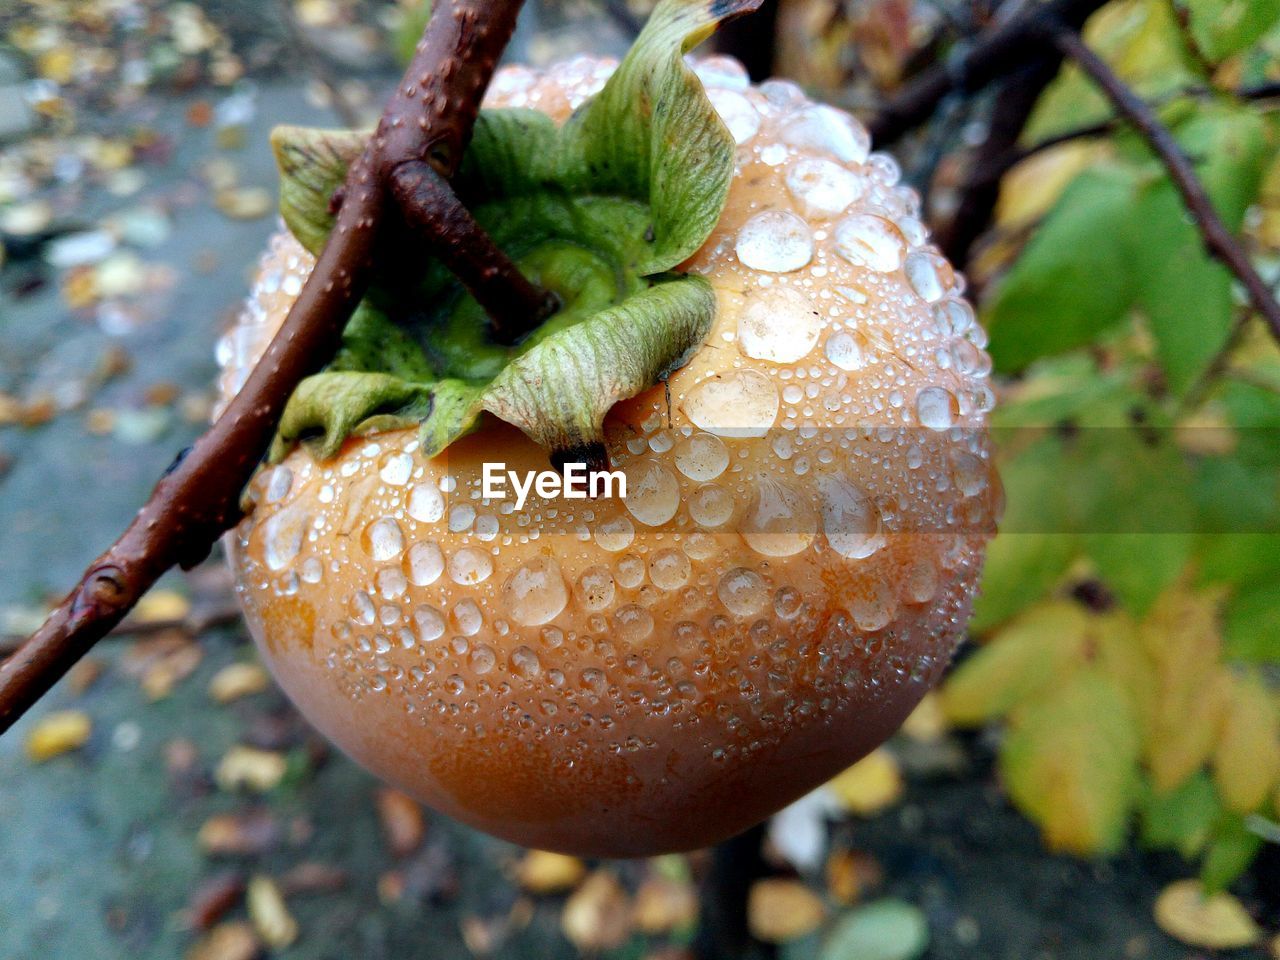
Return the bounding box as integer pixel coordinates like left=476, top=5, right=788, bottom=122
left=268, top=0, right=760, bottom=466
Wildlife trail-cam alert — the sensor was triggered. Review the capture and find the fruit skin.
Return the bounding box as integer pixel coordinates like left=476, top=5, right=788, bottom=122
left=219, top=56, right=1000, bottom=856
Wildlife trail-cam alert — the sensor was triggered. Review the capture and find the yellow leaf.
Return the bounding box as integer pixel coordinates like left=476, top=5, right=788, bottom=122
left=25, top=710, right=91, bottom=762
left=747, top=879, right=825, bottom=943
left=996, top=141, right=1102, bottom=230
left=1153, top=879, right=1260, bottom=950
left=942, top=601, right=1089, bottom=725
left=134, top=588, right=191, bottom=623
left=1000, top=670, right=1141, bottom=855
left=1148, top=670, right=1230, bottom=792
left=246, top=876, right=298, bottom=950
left=561, top=871, right=631, bottom=952
left=1213, top=672, right=1280, bottom=814
left=900, top=692, right=947, bottom=742
left=516, top=850, right=587, bottom=894
left=827, top=748, right=904, bottom=816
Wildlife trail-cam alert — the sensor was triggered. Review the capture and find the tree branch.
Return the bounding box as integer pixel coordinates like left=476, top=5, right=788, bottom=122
left=1053, top=27, right=1280, bottom=346
left=0, top=0, right=538, bottom=734
left=865, top=0, right=1107, bottom=146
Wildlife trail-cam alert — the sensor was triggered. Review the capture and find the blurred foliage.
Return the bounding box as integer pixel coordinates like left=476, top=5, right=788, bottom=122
left=776, top=0, right=1280, bottom=894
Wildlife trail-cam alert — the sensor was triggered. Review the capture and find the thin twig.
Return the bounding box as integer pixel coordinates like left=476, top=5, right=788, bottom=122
left=0, top=0, right=541, bottom=734
left=1054, top=27, right=1280, bottom=346
left=865, top=0, right=1108, bottom=146
left=935, top=56, right=1062, bottom=268
left=0, top=601, right=242, bottom=659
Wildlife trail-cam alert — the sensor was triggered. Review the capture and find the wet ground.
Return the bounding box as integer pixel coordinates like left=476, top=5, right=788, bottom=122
left=0, top=3, right=1274, bottom=958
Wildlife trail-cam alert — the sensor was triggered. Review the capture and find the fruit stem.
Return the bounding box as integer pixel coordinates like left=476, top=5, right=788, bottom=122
left=0, top=0, right=533, bottom=734
left=390, top=160, right=559, bottom=344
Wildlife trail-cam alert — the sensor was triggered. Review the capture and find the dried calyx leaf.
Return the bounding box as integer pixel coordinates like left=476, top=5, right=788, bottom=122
left=269, top=0, right=761, bottom=467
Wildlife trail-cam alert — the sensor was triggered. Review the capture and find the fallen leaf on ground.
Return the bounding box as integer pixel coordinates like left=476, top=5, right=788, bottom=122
left=827, top=748, right=904, bottom=816
left=215, top=746, right=287, bottom=793
left=1154, top=880, right=1259, bottom=949
left=561, top=870, right=631, bottom=951
left=26, top=710, right=91, bottom=762
left=209, top=662, right=270, bottom=703
left=516, top=849, right=586, bottom=894
left=748, top=878, right=825, bottom=943
left=247, top=875, right=298, bottom=949
left=185, top=921, right=260, bottom=960
left=376, top=787, right=425, bottom=858
left=632, top=875, right=698, bottom=934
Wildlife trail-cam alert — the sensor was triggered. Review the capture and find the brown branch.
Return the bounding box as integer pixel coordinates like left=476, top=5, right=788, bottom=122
left=1053, top=27, right=1280, bottom=346
left=865, top=0, right=1108, bottom=146
left=0, top=600, right=242, bottom=659
left=390, top=160, right=558, bottom=343
left=935, top=56, right=1062, bottom=269
left=0, top=0, right=538, bottom=734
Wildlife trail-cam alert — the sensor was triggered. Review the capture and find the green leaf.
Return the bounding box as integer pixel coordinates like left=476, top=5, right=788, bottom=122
left=1000, top=669, right=1143, bottom=855
left=1082, top=533, right=1193, bottom=616
left=1183, top=0, right=1280, bottom=60
left=1140, top=771, right=1222, bottom=857
left=820, top=900, right=929, bottom=960
left=270, top=371, right=435, bottom=461
left=270, top=125, right=365, bottom=256
left=555, top=0, right=758, bottom=273
left=1200, top=814, right=1264, bottom=893
left=972, top=533, right=1079, bottom=633
left=1222, top=581, right=1280, bottom=662
left=943, top=601, right=1090, bottom=724
left=985, top=168, right=1139, bottom=373
left=1125, top=107, right=1267, bottom=393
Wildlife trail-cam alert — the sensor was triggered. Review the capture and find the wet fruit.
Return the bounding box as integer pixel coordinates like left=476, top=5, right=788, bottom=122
left=218, top=31, right=999, bottom=854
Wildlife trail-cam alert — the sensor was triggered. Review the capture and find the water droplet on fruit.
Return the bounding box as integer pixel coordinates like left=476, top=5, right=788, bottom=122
left=615, top=604, right=654, bottom=642
left=778, top=105, right=870, bottom=163
left=742, top=478, right=818, bottom=557
left=362, top=517, right=405, bottom=561
left=452, top=599, right=484, bottom=635
left=689, top=484, right=735, bottom=528
left=785, top=157, right=863, bottom=217
left=468, top=644, right=496, bottom=674
left=904, top=558, right=939, bottom=604
left=623, top=459, right=680, bottom=526
left=649, top=549, right=692, bottom=590
left=824, top=330, right=866, bottom=371
left=379, top=452, right=413, bottom=486
left=849, top=580, right=896, bottom=631
left=503, top=556, right=568, bottom=625
left=707, top=88, right=760, bottom=143
left=407, top=483, right=444, bottom=523
left=262, top=502, right=308, bottom=571
left=509, top=645, right=541, bottom=680
left=595, top=515, right=635, bottom=551
left=404, top=541, right=443, bottom=585
left=413, top=604, right=445, bottom=642
left=682, top=370, right=779, bottom=438
left=735, top=211, right=813, bottom=272
left=673, top=431, right=729, bottom=481
left=916, top=386, right=956, bottom=431
left=738, top=286, right=822, bottom=363
left=818, top=473, right=884, bottom=559
left=834, top=214, right=906, bottom=273
left=576, top=565, right=616, bottom=611
left=265, top=466, right=293, bottom=503
left=718, top=567, right=768, bottom=617
left=448, top=547, right=492, bottom=585
left=904, top=250, right=947, bottom=303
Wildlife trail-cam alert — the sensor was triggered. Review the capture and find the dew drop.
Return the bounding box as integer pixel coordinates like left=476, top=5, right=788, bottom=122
left=904, top=250, right=948, bottom=303
left=503, top=556, right=569, bottom=625
left=718, top=567, right=768, bottom=617
left=448, top=547, right=493, bottom=585
left=824, top=330, right=866, bottom=371
left=576, top=565, right=616, bottom=611
left=741, top=478, right=818, bottom=557
left=834, top=214, right=906, bottom=273
left=407, top=483, right=444, bottom=523
left=689, top=484, right=735, bottom=528
left=682, top=370, right=779, bottom=438
left=623, top=459, right=680, bottom=526
left=362, top=517, right=405, bottom=562
left=916, top=386, right=957, bottom=431
left=818, top=473, right=884, bottom=559
left=404, top=541, right=444, bottom=585
left=264, top=466, right=293, bottom=503
left=595, top=514, right=636, bottom=552
left=413, top=604, right=445, bottom=642
left=778, top=105, right=870, bottom=164
left=707, top=88, right=760, bottom=143
left=649, top=549, right=692, bottom=590
left=738, top=286, right=822, bottom=363
left=468, top=644, right=496, bottom=675
left=379, top=452, right=413, bottom=486
left=785, top=156, right=864, bottom=217
left=735, top=210, right=814, bottom=272
left=262, top=502, right=308, bottom=572
left=615, top=604, right=654, bottom=642
left=451, top=599, right=483, bottom=636
left=673, top=431, right=729, bottom=481
left=904, top=558, right=939, bottom=604
left=509, top=645, right=541, bottom=680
